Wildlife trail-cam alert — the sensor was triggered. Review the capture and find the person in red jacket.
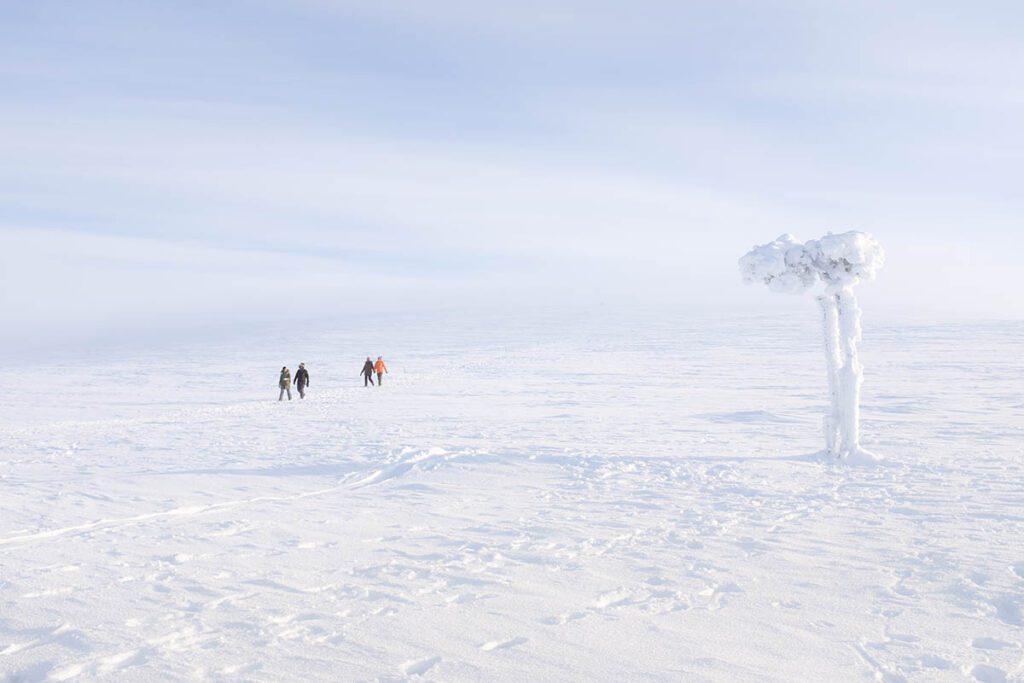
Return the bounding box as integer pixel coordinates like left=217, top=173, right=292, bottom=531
left=374, top=356, right=388, bottom=386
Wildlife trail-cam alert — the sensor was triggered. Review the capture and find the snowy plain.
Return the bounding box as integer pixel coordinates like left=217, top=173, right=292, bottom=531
left=1, top=315, right=1022, bottom=682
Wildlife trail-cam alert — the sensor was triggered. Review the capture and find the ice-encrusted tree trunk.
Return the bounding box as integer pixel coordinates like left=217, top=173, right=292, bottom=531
left=835, top=285, right=866, bottom=459
left=818, top=291, right=841, bottom=456
left=739, top=231, right=884, bottom=463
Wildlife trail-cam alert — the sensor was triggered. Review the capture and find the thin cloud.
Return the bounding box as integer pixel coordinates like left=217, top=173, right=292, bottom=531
left=1, top=0, right=1022, bottom=352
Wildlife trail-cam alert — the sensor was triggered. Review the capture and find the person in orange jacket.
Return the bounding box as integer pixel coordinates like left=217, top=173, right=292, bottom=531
left=374, top=356, right=388, bottom=386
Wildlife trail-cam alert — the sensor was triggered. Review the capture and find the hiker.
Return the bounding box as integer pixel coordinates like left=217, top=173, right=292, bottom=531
left=295, top=362, right=309, bottom=399
left=374, top=356, right=388, bottom=386
left=361, top=357, right=375, bottom=386
left=279, top=366, right=292, bottom=401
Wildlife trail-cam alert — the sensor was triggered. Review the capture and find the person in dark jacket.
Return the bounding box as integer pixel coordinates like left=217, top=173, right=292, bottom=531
left=361, top=357, right=375, bottom=386
left=279, top=366, right=292, bottom=401
left=294, top=362, right=309, bottom=399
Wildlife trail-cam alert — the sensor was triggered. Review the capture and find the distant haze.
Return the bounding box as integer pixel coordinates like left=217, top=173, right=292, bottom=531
left=2, top=1, right=1022, bottom=352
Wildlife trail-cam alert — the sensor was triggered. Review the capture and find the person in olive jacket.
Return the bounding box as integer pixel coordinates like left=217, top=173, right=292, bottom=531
left=360, top=357, right=375, bottom=386
left=278, top=366, right=292, bottom=401
left=294, top=362, right=309, bottom=399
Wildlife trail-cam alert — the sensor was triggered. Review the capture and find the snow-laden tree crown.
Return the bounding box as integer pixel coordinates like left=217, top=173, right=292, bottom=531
left=739, top=231, right=884, bottom=294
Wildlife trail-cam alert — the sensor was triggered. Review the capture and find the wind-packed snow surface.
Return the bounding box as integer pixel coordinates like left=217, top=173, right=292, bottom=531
left=1, top=317, right=1022, bottom=682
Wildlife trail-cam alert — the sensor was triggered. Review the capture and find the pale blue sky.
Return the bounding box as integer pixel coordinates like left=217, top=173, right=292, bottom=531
left=2, top=1, right=1022, bottom=349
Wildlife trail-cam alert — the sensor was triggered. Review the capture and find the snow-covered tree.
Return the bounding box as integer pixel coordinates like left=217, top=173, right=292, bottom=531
left=739, top=231, right=885, bottom=463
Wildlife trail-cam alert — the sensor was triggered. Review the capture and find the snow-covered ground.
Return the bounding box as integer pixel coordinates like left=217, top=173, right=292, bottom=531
left=1, top=316, right=1022, bottom=682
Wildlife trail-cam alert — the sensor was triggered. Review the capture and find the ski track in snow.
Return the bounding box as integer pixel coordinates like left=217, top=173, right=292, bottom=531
left=1, top=319, right=1023, bottom=681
